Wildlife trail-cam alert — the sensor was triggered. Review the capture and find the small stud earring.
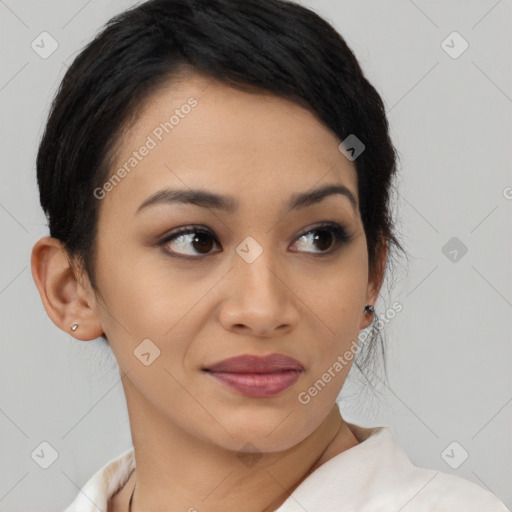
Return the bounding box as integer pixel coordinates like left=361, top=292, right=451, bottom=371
left=71, top=323, right=79, bottom=331
left=364, top=305, right=375, bottom=314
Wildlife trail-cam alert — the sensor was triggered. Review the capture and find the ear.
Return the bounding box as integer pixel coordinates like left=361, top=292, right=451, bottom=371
left=359, top=238, right=388, bottom=330
left=30, top=236, right=105, bottom=341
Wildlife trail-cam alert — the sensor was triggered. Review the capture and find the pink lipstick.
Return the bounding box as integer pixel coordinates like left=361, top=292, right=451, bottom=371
left=203, top=353, right=304, bottom=398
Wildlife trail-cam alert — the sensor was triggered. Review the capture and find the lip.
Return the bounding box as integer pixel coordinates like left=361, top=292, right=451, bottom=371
left=204, top=353, right=305, bottom=373
left=203, top=353, right=304, bottom=398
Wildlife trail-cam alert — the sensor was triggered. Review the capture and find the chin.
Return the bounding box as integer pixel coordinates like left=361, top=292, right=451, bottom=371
left=204, top=410, right=312, bottom=453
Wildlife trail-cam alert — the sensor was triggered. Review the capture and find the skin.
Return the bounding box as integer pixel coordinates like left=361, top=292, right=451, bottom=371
left=31, top=71, right=387, bottom=512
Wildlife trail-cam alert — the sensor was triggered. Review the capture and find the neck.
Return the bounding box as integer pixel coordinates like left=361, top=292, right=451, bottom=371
left=123, top=380, right=358, bottom=512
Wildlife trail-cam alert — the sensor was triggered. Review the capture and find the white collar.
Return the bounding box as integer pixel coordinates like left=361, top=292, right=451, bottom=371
left=64, top=422, right=508, bottom=511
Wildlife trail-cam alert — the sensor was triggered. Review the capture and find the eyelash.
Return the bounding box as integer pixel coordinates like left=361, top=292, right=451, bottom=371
left=158, top=222, right=354, bottom=261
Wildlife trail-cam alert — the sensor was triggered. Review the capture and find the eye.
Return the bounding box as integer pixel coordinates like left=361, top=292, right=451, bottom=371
left=290, top=222, right=353, bottom=255
left=159, top=222, right=353, bottom=260
left=159, top=226, right=221, bottom=259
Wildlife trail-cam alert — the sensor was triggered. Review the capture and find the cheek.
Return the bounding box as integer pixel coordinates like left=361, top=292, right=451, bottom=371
left=95, top=238, right=198, bottom=332
left=302, top=260, right=367, bottom=331
left=296, top=330, right=358, bottom=422
left=296, top=257, right=367, bottom=400
left=95, top=266, right=218, bottom=394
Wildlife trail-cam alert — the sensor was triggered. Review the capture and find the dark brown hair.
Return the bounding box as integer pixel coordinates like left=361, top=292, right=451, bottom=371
left=36, top=0, right=407, bottom=394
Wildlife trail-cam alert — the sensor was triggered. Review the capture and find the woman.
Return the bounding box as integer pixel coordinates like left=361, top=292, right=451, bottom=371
left=30, top=0, right=509, bottom=510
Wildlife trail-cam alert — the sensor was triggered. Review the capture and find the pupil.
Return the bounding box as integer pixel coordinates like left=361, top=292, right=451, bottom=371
left=193, top=233, right=213, bottom=253
left=314, top=230, right=333, bottom=251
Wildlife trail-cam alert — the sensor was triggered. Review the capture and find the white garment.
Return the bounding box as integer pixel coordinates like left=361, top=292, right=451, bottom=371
left=64, top=422, right=509, bottom=512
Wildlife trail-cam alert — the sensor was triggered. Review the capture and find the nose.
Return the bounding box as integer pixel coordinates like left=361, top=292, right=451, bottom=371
left=217, top=247, right=300, bottom=338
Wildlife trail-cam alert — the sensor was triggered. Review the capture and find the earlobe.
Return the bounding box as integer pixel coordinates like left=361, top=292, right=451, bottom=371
left=360, top=239, right=388, bottom=331
left=30, top=236, right=104, bottom=341
left=358, top=304, right=376, bottom=331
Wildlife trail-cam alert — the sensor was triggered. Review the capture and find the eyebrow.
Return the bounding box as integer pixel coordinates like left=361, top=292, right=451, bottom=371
left=135, top=183, right=358, bottom=215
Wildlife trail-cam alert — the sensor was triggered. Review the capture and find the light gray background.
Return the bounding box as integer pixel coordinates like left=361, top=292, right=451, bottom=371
left=1, top=0, right=511, bottom=510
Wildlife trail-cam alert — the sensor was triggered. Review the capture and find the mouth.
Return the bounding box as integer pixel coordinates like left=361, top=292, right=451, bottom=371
left=202, top=353, right=305, bottom=398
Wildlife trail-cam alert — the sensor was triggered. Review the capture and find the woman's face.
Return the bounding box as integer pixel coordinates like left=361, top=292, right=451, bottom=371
left=87, top=72, right=381, bottom=452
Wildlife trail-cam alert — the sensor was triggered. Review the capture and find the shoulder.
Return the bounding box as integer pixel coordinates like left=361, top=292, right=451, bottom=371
left=63, top=447, right=135, bottom=512
left=275, top=423, right=509, bottom=512
left=352, top=424, right=509, bottom=511
left=353, top=424, right=509, bottom=511
left=378, top=459, right=509, bottom=512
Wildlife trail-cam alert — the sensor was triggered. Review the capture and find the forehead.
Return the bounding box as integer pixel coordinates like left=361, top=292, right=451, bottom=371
left=101, top=72, right=358, bottom=218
